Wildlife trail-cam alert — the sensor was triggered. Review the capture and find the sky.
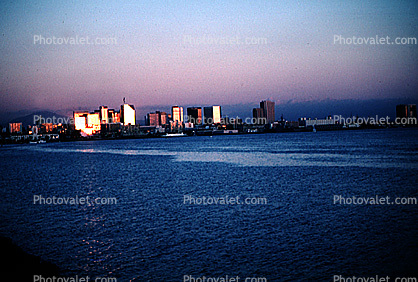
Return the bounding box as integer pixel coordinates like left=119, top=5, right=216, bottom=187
left=0, top=0, right=417, bottom=117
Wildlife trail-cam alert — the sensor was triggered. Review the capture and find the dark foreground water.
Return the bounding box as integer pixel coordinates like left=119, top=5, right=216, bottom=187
left=1, top=129, right=417, bottom=281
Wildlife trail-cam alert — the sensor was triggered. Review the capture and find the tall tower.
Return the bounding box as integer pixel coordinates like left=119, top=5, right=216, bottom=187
left=203, top=106, right=221, bottom=124
left=121, top=99, right=136, bottom=126
left=260, top=100, right=275, bottom=124
left=171, top=106, right=184, bottom=123
left=187, top=107, right=202, bottom=125
left=99, top=106, right=108, bottom=124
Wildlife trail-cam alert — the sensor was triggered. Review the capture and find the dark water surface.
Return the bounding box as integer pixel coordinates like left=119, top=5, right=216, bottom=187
left=1, top=129, right=417, bottom=281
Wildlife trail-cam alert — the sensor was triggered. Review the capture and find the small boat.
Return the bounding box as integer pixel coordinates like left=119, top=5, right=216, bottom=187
left=161, top=133, right=187, bottom=138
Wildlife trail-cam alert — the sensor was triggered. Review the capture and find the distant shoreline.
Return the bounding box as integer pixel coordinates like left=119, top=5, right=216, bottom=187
left=1, top=126, right=417, bottom=146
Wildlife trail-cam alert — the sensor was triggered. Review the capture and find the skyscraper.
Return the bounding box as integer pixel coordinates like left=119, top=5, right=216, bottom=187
left=99, top=106, right=108, bottom=124
left=260, top=100, right=275, bottom=124
left=121, top=103, right=136, bottom=126
left=160, top=112, right=168, bottom=126
left=252, top=108, right=266, bottom=124
left=203, top=106, right=221, bottom=124
left=212, top=106, right=221, bottom=124
left=172, top=106, right=184, bottom=124
left=146, top=112, right=160, bottom=126
left=187, top=107, right=202, bottom=125
left=146, top=111, right=168, bottom=126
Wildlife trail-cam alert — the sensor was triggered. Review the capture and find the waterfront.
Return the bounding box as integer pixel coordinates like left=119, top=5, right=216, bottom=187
left=1, top=128, right=417, bottom=281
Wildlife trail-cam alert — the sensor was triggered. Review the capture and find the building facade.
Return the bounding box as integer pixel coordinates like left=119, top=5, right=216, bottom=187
left=203, top=106, right=221, bottom=124
left=172, top=106, right=184, bottom=124
left=9, top=123, right=22, bottom=134
left=146, top=111, right=168, bottom=127
left=100, top=106, right=108, bottom=124
left=187, top=107, right=202, bottom=125
left=121, top=104, right=136, bottom=126
left=260, top=100, right=275, bottom=124
left=74, top=112, right=101, bottom=136
left=252, top=108, right=266, bottom=124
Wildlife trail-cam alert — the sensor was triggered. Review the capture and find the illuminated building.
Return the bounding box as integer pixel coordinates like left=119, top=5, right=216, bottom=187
left=108, top=109, right=120, bottom=123
left=203, top=106, right=221, bottom=124
left=146, top=111, right=168, bottom=126
left=40, top=123, right=54, bottom=133
left=160, top=112, right=168, bottom=126
left=147, top=112, right=160, bottom=126
left=172, top=106, right=184, bottom=124
left=74, top=111, right=101, bottom=136
left=121, top=103, right=136, bottom=126
left=170, top=106, right=184, bottom=131
left=100, top=106, right=108, bottom=124
left=187, top=107, right=202, bottom=125
left=9, top=123, right=22, bottom=134
left=300, top=116, right=335, bottom=127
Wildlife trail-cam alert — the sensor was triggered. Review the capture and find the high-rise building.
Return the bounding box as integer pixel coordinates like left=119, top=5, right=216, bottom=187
left=396, top=104, right=417, bottom=119
left=146, top=111, right=167, bottom=126
left=252, top=108, right=266, bottom=124
left=160, top=112, right=168, bottom=126
left=213, top=106, right=221, bottom=124
left=146, top=112, right=160, bottom=126
left=260, top=100, right=275, bottom=124
left=203, top=106, right=221, bottom=124
left=172, top=106, right=184, bottom=124
left=121, top=103, right=136, bottom=126
left=99, top=106, right=108, bottom=124
left=187, top=107, right=202, bottom=125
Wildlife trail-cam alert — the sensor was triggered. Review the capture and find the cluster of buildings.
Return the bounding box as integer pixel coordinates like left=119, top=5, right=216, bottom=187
left=1, top=101, right=417, bottom=143
left=74, top=101, right=136, bottom=136
left=252, top=100, right=275, bottom=124
left=74, top=102, right=225, bottom=137
left=145, top=106, right=222, bottom=128
left=5, top=122, right=65, bottom=143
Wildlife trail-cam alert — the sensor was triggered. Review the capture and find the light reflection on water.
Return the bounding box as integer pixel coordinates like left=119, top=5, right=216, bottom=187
left=18, top=143, right=418, bottom=168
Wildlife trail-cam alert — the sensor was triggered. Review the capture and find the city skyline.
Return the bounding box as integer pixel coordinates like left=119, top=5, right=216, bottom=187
left=1, top=0, right=417, bottom=115
left=1, top=1, right=417, bottom=280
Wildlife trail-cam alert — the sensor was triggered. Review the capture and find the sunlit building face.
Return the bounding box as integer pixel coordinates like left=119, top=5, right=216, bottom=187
left=172, top=106, right=184, bottom=123
left=73, top=112, right=101, bottom=136
left=121, top=104, right=136, bottom=126
left=212, top=106, right=221, bottom=124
